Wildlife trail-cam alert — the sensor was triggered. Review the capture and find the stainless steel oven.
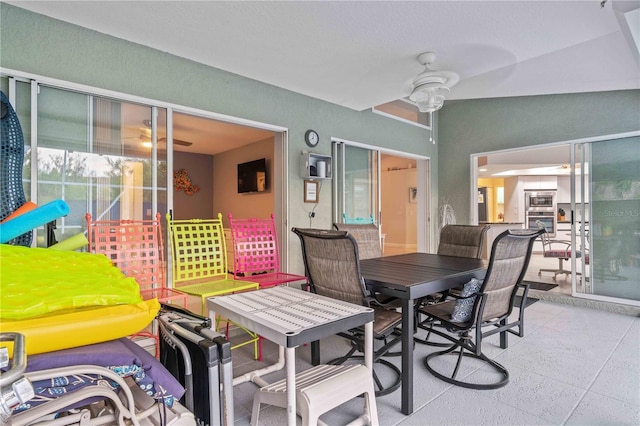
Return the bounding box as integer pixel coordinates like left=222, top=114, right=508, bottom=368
left=526, top=211, right=556, bottom=237
left=525, top=190, right=556, bottom=237
left=525, top=191, right=556, bottom=211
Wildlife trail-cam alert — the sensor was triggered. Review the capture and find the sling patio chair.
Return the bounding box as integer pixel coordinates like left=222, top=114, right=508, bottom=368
left=333, top=222, right=383, bottom=260
left=292, top=227, right=402, bottom=396
left=419, top=228, right=543, bottom=389
left=415, top=224, right=490, bottom=346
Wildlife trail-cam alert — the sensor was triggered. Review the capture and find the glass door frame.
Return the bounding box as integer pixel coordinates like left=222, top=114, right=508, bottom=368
left=2, top=68, right=289, bottom=265
left=332, top=137, right=432, bottom=253
left=570, top=142, right=590, bottom=297
left=471, top=130, right=639, bottom=307
left=571, top=132, right=640, bottom=307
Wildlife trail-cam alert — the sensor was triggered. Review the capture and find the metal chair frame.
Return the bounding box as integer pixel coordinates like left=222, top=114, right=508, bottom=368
left=86, top=212, right=189, bottom=357
left=292, top=227, right=402, bottom=397
left=536, top=220, right=582, bottom=280
left=86, top=212, right=188, bottom=308
left=228, top=213, right=307, bottom=288
left=165, top=212, right=261, bottom=359
left=420, top=229, right=543, bottom=390
left=416, top=224, right=490, bottom=347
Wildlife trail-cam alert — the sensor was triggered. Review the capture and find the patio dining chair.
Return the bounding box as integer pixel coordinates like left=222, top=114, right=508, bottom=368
left=333, top=223, right=382, bottom=260
left=419, top=228, right=543, bottom=389
left=227, top=213, right=307, bottom=288
left=536, top=220, right=583, bottom=280
left=86, top=212, right=188, bottom=308
left=415, top=224, right=490, bottom=346
left=86, top=212, right=189, bottom=357
left=165, top=212, right=261, bottom=359
left=342, top=213, right=375, bottom=224
left=437, top=224, right=490, bottom=259
left=292, top=227, right=402, bottom=396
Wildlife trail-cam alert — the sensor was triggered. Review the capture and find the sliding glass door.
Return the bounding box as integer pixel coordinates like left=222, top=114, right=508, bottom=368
left=334, top=143, right=380, bottom=223
left=334, top=140, right=429, bottom=255
left=2, top=77, right=168, bottom=247
left=574, top=135, right=640, bottom=304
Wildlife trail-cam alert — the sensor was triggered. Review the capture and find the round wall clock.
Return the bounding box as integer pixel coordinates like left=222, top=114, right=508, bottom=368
left=304, top=129, right=319, bottom=147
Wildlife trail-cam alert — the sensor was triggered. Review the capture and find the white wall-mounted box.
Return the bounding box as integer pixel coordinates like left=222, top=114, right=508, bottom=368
left=300, top=153, right=332, bottom=180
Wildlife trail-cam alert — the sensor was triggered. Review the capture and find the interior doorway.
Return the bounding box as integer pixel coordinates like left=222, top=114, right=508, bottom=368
left=380, top=154, right=418, bottom=255
left=472, top=133, right=640, bottom=308
left=471, top=144, right=581, bottom=292
left=121, top=107, right=290, bottom=266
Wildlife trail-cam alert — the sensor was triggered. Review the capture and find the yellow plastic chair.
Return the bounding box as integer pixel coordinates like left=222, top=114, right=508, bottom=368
left=166, top=212, right=260, bottom=358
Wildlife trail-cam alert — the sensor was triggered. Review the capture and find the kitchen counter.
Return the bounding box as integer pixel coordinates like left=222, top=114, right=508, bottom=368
left=480, top=222, right=524, bottom=225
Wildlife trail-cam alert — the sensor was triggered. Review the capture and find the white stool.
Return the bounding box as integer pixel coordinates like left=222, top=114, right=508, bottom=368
left=250, top=364, right=379, bottom=426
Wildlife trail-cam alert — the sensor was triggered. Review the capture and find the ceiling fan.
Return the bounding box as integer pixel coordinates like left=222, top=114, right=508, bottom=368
left=126, top=120, right=193, bottom=147
left=408, top=52, right=459, bottom=113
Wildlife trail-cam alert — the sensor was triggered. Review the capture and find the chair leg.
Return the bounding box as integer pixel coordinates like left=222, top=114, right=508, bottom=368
left=415, top=295, right=455, bottom=347
left=538, top=257, right=571, bottom=280
left=423, top=330, right=509, bottom=390
left=415, top=319, right=451, bottom=347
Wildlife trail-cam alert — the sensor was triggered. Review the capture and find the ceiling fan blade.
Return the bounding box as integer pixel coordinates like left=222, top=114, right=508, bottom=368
left=158, top=137, right=193, bottom=147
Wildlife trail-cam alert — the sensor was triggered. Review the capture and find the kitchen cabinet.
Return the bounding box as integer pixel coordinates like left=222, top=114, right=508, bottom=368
left=503, top=177, right=523, bottom=223
left=557, top=175, right=589, bottom=203
left=503, top=176, right=559, bottom=224
left=521, top=175, right=557, bottom=190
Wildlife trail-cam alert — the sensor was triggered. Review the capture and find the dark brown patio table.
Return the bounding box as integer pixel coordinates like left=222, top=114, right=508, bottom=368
left=360, top=252, right=488, bottom=415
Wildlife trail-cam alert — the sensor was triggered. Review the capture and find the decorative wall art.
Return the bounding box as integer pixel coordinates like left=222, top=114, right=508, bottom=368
left=409, top=187, right=417, bottom=203
left=174, top=169, right=199, bottom=195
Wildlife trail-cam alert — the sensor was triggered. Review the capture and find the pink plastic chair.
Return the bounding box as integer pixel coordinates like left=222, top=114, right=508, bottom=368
left=228, top=213, right=308, bottom=288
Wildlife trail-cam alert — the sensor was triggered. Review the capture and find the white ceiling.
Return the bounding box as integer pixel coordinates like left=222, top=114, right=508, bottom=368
left=7, top=1, right=640, bottom=160
left=9, top=0, right=640, bottom=111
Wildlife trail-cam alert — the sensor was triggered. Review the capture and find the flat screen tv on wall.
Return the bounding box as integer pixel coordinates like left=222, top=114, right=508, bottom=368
left=237, top=158, right=267, bottom=193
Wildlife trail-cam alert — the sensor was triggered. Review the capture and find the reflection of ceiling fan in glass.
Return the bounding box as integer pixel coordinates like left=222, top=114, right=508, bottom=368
left=128, top=120, right=193, bottom=147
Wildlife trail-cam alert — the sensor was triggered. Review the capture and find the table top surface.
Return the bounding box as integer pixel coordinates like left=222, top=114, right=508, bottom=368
left=360, top=252, right=487, bottom=299
left=207, top=286, right=373, bottom=347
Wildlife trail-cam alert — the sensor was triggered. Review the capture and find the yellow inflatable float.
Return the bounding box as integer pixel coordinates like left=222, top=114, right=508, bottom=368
left=0, top=244, right=160, bottom=354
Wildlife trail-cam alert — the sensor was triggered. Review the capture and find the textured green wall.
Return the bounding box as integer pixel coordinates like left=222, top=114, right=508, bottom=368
left=438, top=91, right=640, bottom=224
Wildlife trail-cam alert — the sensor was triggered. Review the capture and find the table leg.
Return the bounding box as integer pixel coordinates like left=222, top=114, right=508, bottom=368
left=285, top=347, right=296, bottom=426
left=311, top=340, right=320, bottom=365
left=401, top=298, right=414, bottom=415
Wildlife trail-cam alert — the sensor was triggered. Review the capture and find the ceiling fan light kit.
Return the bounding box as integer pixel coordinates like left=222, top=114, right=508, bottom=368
left=135, top=120, right=193, bottom=147
left=409, top=52, right=459, bottom=114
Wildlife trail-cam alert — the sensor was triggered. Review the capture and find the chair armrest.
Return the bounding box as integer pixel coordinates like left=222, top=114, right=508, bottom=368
left=547, top=239, right=573, bottom=250
left=365, top=295, right=400, bottom=310
left=448, top=291, right=480, bottom=301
